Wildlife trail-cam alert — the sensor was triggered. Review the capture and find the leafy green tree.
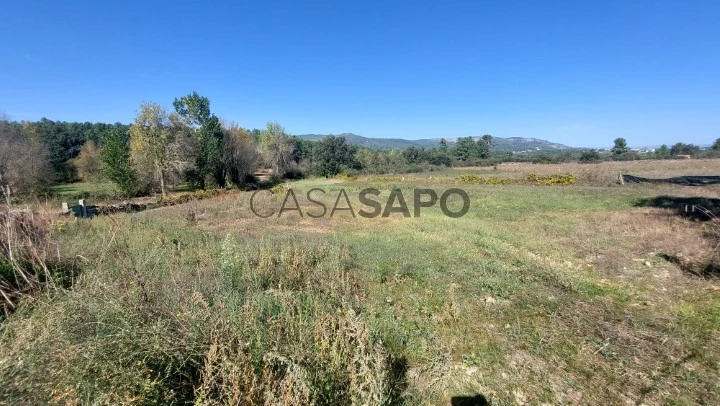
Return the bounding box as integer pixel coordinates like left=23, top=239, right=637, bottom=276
left=477, top=134, right=493, bottom=159
left=72, top=141, right=104, bottom=182
left=313, top=135, right=359, bottom=177
left=670, top=142, right=700, bottom=156
left=402, top=146, right=428, bottom=164
left=259, top=122, right=294, bottom=176
left=453, top=137, right=477, bottom=161
left=439, top=138, right=448, bottom=152
left=655, top=144, right=670, bottom=159
left=100, top=127, right=136, bottom=197
left=130, top=103, right=175, bottom=197
left=3, top=119, right=131, bottom=185
left=249, top=128, right=263, bottom=143
left=579, top=149, right=601, bottom=163
left=611, top=138, right=628, bottom=157
left=712, top=138, right=720, bottom=150
left=173, top=92, right=225, bottom=189
left=355, top=148, right=375, bottom=170
left=25, top=119, right=129, bottom=184
left=222, top=124, right=259, bottom=188
left=32, top=118, right=85, bottom=183
left=289, top=136, right=313, bottom=164
left=0, top=119, right=52, bottom=198
left=427, top=149, right=451, bottom=166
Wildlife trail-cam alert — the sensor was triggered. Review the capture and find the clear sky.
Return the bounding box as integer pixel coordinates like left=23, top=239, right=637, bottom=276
left=1, top=0, right=718, bottom=147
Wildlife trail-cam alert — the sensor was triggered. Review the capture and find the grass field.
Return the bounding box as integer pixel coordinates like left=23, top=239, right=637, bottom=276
left=50, top=182, right=119, bottom=199
left=49, top=182, right=197, bottom=203
left=2, top=160, right=720, bottom=404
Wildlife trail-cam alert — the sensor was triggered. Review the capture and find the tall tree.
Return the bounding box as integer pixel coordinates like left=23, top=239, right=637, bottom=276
left=100, top=127, right=136, bottom=197
left=72, top=141, right=103, bottom=182
left=222, top=123, right=259, bottom=187
left=173, top=92, right=225, bottom=188
left=32, top=118, right=86, bottom=183
left=401, top=146, right=426, bottom=164
left=289, top=136, right=313, bottom=164
left=0, top=119, right=20, bottom=199
left=313, top=135, right=359, bottom=177
left=1, top=119, right=131, bottom=185
left=439, top=138, right=448, bottom=152
left=453, top=136, right=477, bottom=161
left=428, top=149, right=452, bottom=166
left=477, top=134, right=493, bottom=159
left=712, top=138, right=720, bottom=150
left=611, top=138, right=628, bottom=157
left=0, top=118, right=51, bottom=198
left=655, top=144, right=670, bottom=159
left=670, top=142, right=700, bottom=156
left=259, top=122, right=294, bottom=176
left=129, top=103, right=175, bottom=197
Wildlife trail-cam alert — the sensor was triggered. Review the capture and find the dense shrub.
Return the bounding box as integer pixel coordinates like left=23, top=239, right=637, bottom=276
left=525, top=173, right=577, bottom=186
left=368, top=176, right=404, bottom=183
left=456, top=174, right=511, bottom=185
left=579, top=149, right=602, bottom=163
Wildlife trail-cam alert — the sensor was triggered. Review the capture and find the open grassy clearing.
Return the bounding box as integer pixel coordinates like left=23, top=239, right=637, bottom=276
left=2, top=160, right=720, bottom=405
left=47, top=182, right=202, bottom=204
left=50, top=182, right=120, bottom=200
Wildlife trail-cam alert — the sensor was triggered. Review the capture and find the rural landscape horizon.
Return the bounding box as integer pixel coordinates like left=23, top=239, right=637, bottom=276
left=2, top=1, right=720, bottom=405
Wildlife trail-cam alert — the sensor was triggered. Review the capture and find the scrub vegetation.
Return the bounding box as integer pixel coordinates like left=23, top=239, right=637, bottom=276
left=2, top=159, right=720, bottom=404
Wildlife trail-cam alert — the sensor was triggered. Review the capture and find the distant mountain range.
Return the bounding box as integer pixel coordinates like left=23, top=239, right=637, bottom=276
left=295, top=133, right=577, bottom=153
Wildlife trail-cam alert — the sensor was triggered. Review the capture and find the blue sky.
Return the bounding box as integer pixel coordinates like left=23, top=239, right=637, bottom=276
left=1, top=0, right=718, bottom=147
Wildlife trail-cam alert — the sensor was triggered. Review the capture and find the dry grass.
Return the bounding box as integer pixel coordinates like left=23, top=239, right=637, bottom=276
left=0, top=217, right=402, bottom=405
left=455, top=158, right=720, bottom=187
left=0, top=209, right=64, bottom=315
left=2, top=159, right=720, bottom=404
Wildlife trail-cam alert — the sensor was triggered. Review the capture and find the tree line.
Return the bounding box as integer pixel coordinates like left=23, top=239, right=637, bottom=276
left=0, top=92, right=496, bottom=198
left=2, top=96, right=720, bottom=199
left=575, top=137, right=720, bottom=163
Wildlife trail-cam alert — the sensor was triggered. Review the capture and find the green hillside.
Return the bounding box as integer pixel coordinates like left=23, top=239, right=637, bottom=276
left=296, top=133, right=578, bottom=152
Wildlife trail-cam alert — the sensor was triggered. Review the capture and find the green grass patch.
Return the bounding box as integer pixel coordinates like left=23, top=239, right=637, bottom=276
left=50, top=182, right=119, bottom=201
